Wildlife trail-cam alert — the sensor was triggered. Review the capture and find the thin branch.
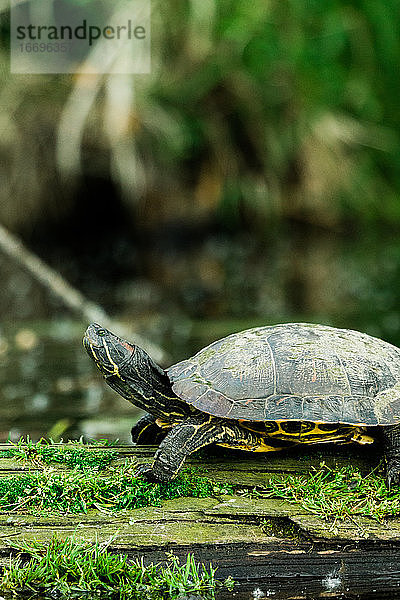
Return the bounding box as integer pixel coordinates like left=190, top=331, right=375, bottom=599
left=0, top=222, right=166, bottom=363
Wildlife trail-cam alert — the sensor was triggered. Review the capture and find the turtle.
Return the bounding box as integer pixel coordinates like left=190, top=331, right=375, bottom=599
left=83, top=322, right=400, bottom=483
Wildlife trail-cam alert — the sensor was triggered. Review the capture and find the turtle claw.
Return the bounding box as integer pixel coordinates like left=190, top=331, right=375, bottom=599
left=134, top=463, right=159, bottom=482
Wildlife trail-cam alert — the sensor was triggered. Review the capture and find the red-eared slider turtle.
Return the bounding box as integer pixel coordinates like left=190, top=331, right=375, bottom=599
left=83, top=322, right=400, bottom=483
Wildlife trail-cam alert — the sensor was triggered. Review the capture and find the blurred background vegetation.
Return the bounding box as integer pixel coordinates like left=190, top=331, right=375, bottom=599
left=0, top=0, right=400, bottom=441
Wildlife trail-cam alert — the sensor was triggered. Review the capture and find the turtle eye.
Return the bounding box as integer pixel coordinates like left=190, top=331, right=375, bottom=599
left=97, top=329, right=107, bottom=337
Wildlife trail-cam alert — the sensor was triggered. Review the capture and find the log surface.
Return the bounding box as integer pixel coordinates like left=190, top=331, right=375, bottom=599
left=0, top=443, right=397, bottom=599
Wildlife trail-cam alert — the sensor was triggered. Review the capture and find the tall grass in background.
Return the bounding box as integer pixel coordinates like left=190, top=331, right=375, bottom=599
left=0, top=0, right=399, bottom=229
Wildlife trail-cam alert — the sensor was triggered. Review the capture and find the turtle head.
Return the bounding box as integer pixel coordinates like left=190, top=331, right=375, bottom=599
left=83, top=323, right=188, bottom=420
left=83, top=323, right=136, bottom=377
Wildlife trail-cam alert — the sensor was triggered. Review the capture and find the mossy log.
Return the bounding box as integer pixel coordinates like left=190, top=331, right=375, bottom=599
left=0, top=443, right=398, bottom=599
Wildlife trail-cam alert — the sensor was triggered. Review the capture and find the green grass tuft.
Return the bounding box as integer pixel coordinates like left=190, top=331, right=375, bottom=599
left=0, top=461, right=234, bottom=514
left=251, top=462, right=400, bottom=522
left=1, top=536, right=234, bottom=598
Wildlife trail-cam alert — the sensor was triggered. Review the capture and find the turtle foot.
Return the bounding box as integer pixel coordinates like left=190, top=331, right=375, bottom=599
left=134, top=463, right=174, bottom=482
left=134, top=464, right=159, bottom=482
left=134, top=464, right=173, bottom=483
left=386, top=458, right=400, bottom=488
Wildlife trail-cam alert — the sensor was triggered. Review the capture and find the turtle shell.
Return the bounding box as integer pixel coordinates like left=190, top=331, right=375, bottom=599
left=167, top=323, right=400, bottom=426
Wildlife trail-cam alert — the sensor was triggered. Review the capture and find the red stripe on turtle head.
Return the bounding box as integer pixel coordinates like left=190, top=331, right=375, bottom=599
left=121, top=339, right=135, bottom=354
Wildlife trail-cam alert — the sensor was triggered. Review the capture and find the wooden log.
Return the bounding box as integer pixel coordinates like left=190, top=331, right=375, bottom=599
left=0, top=443, right=398, bottom=598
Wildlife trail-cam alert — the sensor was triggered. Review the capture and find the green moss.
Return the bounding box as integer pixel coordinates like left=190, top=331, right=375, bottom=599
left=261, top=517, right=303, bottom=540
left=0, top=438, right=119, bottom=470
left=0, top=439, right=399, bottom=524
left=196, top=348, right=217, bottom=365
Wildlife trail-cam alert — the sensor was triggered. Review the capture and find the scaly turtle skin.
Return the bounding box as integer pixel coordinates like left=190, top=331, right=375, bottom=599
left=83, top=322, right=400, bottom=483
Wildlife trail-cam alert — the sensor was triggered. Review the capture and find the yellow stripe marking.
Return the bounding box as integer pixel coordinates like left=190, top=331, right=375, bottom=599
left=103, top=340, right=121, bottom=377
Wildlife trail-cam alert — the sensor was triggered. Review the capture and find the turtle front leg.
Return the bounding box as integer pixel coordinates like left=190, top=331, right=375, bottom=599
left=135, top=414, right=263, bottom=482
left=382, top=424, right=400, bottom=486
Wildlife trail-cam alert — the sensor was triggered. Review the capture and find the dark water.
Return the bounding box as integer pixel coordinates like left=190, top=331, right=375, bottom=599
left=0, top=319, right=142, bottom=443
